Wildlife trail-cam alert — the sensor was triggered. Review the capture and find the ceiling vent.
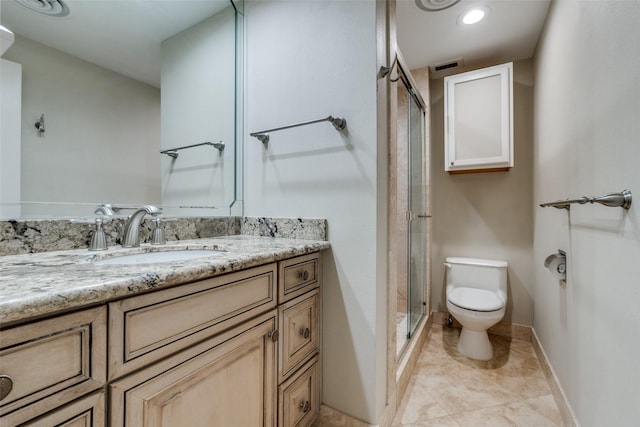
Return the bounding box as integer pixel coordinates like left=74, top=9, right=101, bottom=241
left=13, top=0, right=70, bottom=18
left=430, top=58, right=464, bottom=77
left=415, top=0, right=462, bottom=12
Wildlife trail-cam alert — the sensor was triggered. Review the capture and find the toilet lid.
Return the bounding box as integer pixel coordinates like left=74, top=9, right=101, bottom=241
left=448, top=287, right=504, bottom=312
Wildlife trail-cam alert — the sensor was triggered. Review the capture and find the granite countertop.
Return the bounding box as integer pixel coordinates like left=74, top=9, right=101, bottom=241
left=0, top=235, right=330, bottom=326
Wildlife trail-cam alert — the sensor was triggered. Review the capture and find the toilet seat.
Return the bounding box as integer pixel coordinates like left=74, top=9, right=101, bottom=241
left=447, top=287, right=504, bottom=312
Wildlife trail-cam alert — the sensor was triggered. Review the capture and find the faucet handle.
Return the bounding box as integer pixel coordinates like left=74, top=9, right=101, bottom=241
left=144, top=205, right=162, bottom=215
left=95, top=203, right=115, bottom=216
left=151, top=217, right=166, bottom=245
left=89, top=218, right=108, bottom=251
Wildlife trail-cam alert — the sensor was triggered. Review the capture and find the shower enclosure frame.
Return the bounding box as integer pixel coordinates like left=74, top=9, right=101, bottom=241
left=390, top=50, right=430, bottom=359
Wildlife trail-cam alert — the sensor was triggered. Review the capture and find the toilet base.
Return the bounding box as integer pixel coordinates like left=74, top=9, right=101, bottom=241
left=457, top=327, right=493, bottom=361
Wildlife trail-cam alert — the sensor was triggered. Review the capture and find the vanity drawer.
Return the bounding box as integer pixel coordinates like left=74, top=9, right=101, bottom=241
left=279, top=253, right=320, bottom=303
left=0, top=307, right=106, bottom=425
left=278, top=356, right=320, bottom=427
left=23, top=390, right=105, bottom=427
left=278, top=289, right=320, bottom=383
left=109, top=263, right=277, bottom=379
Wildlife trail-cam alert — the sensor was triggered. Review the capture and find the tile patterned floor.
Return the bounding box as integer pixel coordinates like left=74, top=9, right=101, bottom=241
left=392, top=325, right=564, bottom=426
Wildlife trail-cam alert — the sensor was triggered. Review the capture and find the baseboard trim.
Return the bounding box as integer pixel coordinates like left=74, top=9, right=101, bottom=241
left=531, top=329, right=580, bottom=427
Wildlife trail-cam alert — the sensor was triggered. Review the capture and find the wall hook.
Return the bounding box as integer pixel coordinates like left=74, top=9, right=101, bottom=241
left=34, top=113, right=45, bottom=133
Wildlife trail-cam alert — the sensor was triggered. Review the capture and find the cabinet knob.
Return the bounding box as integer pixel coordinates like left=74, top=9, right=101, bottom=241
left=299, top=327, right=310, bottom=339
left=267, top=329, right=279, bottom=342
left=298, top=270, right=309, bottom=281
left=0, top=375, right=14, bottom=401
left=299, top=400, right=311, bottom=413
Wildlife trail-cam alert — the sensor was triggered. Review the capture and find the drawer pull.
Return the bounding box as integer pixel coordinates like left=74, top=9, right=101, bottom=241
left=298, top=270, right=310, bottom=281
left=267, top=329, right=279, bottom=342
left=299, top=327, right=310, bottom=339
left=299, top=400, right=311, bottom=413
left=0, top=375, right=14, bottom=401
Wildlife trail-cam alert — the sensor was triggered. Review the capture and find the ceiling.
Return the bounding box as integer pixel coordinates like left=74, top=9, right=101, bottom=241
left=0, top=0, right=231, bottom=87
left=396, top=0, right=551, bottom=77
left=1, top=0, right=550, bottom=87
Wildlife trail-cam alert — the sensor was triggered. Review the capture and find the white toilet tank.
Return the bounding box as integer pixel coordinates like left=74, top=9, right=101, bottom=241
left=445, top=257, right=508, bottom=303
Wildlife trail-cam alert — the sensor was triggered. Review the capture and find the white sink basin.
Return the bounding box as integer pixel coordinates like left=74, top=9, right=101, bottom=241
left=93, top=250, right=223, bottom=266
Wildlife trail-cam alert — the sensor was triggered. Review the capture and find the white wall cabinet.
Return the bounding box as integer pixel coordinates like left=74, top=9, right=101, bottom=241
left=444, top=62, right=513, bottom=173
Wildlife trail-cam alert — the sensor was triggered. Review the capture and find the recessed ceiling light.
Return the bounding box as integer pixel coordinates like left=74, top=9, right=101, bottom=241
left=463, top=9, right=485, bottom=24
left=458, top=6, right=490, bottom=25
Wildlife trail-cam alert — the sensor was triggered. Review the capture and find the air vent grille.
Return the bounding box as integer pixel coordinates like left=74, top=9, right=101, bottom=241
left=13, top=0, right=70, bottom=17
left=434, top=61, right=459, bottom=72
left=430, top=58, right=464, bottom=76
left=415, top=0, right=462, bottom=12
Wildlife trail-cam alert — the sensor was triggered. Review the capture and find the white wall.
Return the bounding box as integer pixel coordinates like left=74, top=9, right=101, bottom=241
left=161, top=6, right=236, bottom=214
left=3, top=36, right=160, bottom=217
left=430, top=59, right=535, bottom=326
left=0, top=58, right=21, bottom=218
left=244, top=0, right=385, bottom=423
left=533, top=1, right=640, bottom=424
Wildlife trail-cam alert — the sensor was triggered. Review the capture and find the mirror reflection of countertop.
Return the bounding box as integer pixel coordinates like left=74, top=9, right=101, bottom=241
left=0, top=236, right=330, bottom=326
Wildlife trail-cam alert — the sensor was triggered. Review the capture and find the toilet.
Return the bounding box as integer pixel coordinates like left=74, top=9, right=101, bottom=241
left=445, top=257, right=508, bottom=360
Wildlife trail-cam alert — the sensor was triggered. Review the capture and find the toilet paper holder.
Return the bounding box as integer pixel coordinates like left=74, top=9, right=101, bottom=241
left=544, top=250, right=566, bottom=282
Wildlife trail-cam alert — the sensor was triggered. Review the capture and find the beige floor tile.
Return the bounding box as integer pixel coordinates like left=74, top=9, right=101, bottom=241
left=451, top=395, right=564, bottom=427
left=415, top=371, right=519, bottom=415
left=395, top=325, right=564, bottom=425
left=395, top=415, right=462, bottom=427
left=393, top=376, right=449, bottom=425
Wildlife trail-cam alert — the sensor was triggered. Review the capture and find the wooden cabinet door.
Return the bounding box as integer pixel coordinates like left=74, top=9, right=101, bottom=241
left=111, top=311, right=277, bottom=427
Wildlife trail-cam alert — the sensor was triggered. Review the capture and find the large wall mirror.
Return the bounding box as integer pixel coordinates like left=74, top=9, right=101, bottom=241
left=0, top=0, right=243, bottom=219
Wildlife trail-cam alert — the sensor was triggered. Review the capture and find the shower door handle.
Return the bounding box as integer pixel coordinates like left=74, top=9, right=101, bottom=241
left=406, top=211, right=431, bottom=221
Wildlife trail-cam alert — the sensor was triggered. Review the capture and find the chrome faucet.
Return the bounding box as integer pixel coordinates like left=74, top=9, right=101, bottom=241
left=121, top=205, right=161, bottom=247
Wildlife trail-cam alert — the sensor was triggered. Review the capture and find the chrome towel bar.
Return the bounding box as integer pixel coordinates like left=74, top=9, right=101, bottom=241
left=540, top=189, right=632, bottom=210
left=160, top=141, right=224, bottom=159
left=250, top=115, right=347, bottom=145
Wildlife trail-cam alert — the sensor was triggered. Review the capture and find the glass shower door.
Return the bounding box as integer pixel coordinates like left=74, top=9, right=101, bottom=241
left=407, top=88, right=426, bottom=338
left=395, top=61, right=427, bottom=357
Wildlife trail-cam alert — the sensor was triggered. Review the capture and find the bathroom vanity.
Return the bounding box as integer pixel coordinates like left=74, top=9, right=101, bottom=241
left=0, top=236, right=328, bottom=426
